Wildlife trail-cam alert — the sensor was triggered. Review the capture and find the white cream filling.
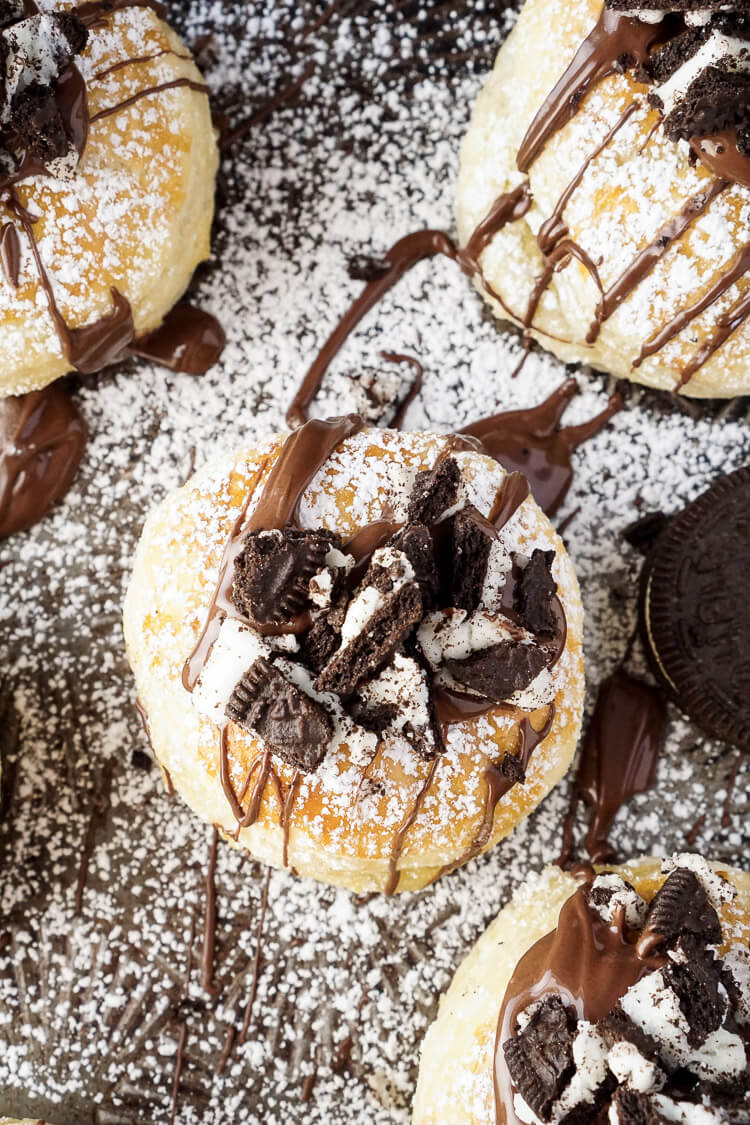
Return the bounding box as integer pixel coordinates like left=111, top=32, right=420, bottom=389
left=589, top=873, right=649, bottom=929
left=721, top=946, right=750, bottom=1026
left=357, top=653, right=434, bottom=748
left=657, top=30, right=750, bottom=116
left=607, top=1041, right=664, bottom=1093
left=620, top=970, right=746, bottom=1081
left=1, top=16, right=76, bottom=124
left=191, top=617, right=298, bottom=726
left=336, top=547, right=414, bottom=649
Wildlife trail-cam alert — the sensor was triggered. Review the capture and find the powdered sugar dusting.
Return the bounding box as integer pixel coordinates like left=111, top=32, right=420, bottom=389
left=0, top=1, right=748, bottom=1123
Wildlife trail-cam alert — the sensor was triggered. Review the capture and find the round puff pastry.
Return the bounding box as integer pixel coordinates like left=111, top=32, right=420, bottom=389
left=123, top=426, right=584, bottom=894
left=456, top=0, right=750, bottom=397
left=0, top=1119, right=52, bottom=1124
left=414, top=855, right=750, bottom=1124
left=0, top=1, right=218, bottom=397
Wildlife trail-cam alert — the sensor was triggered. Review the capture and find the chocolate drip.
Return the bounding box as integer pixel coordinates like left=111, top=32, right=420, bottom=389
left=461, top=379, right=623, bottom=516
left=635, top=239, right=750, bottom=368
left=287, top=230, right=459, bottom=428
left=433, top=707, right=555, bottom=882
left=281, top=769, right=301, bottom=869
left=692, top=128, right=750, bottom=190
left=89, top=77, right=208, bottom=124
left=536, top=101, right=640, bottom=258
left=0, top=385, right=87, bottom=539
left=90, top=47, right=190, bottom=82
left=385, top=757, right=439, bottom=895
left=524, top=238, right=604, bottom=335
left=494, top=882, right=666, bottom=1125
left=463, top=182, right=532, bottom=263
left=587, top=177, right=728, bottom=343
left=383, top=352, right=424, bottom=429
left=678, top=284, right=750, bottom=385
left=0, top=221, right=20, bottom=287
left=516, top=10, right=665, bottom=173
left=183, top=415, right=363, bottom=693
left=558, top=668, right=666, bottom=868
left=131, top=303, right=226, bottom=375
left=238, top=865, right=271, bottom=1045
left=201, top=827, right=219, bottom=996
left=74, top=0, right=167, bottom=28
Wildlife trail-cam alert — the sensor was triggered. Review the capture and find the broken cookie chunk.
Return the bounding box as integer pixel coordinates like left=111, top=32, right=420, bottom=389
left=407, top=456, right=460, bottom=524
left=351, top=652, right=440, bottom=759
left=232, top=527, right=341, bottom=625
left=639, top=867, right=723, bottom=951
left=503, top=996, right=576, bottom=1122
left=445, top=638, right=549, bottom=703
left=447, top=504, right=497, bottom=614
left=226, top=657, right=333, bottom=772
left=515, top=549, right=558, bottom=637
left=314, top=547, right=422, bottom=697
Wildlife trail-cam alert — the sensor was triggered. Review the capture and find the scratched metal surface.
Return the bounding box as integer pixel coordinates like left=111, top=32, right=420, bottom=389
left=0, top=1, right=749, bottom=1123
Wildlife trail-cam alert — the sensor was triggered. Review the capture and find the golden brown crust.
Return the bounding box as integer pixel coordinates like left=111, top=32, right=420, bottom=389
left=123, top=427, right=585, bottom=893
left=0, top=2, right=218, bottom=396
left=456, top=0, right=750, bottom=397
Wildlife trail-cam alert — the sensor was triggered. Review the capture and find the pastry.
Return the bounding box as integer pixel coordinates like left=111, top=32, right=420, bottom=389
left=639, top=465, right=750, bottom=752
left=456, top=0, right=750, bottom=397
left=0, top=0, right=219, bottom=397
left=414, top=852, right=750, bottom=1123
left=123, top=418, right=584, bottom=893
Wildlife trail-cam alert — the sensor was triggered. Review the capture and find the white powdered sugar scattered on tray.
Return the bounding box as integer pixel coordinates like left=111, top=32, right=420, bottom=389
left=0, top=1, right=748, bottom=1123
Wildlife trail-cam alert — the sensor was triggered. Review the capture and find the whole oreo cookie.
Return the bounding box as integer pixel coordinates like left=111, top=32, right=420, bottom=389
left=640, top=466, right=750, bottom=750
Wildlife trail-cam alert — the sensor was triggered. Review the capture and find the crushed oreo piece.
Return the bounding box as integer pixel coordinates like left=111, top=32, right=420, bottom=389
left=347, top=254, right=390, bottom=282
left=0, top=13, right=89, bottom=167
left=408, top=457, right=460, bottom=524
left=347, top=696, right=398, bottom=733
left=351, top=652, right=440, bottom=759
left=622, top=511, right=669, bottom=553
left=641, top=867, right=723, bottom=949
left=609, top=1089, right=670, bottom=1125
left=598, top=1008, right=665, bottom=1069
left=346, top=365, right=410, bottom=426
left=232, top=527, right=341, bottom=624
left=226, top=658, right=333, bottom=773
left=515, top=549, right=557, bottom=637
left=445, top=638, right=548, bottom=703
left=588, top=874, right=649, bottom=930
left=390, top=523, right=440, bottom=611
left=503, top=996, right=576, bottom=1122
left=447, top=504, right=496, bottom=613
left=499, top=750, right=526, bottom=785
left=314, top=548, right=422, bottom=697
left=663, top=936, right=725, bottom=1047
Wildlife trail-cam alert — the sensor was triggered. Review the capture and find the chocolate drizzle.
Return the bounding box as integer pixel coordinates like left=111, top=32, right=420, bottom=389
left=432, top=707, right=555, bottom=882
left=515, top=9, right=666, bottom=173
left=201, top=827, right=219, bottom=997
left=558, top=668, right=666, bottom=867
left=494, top=878, right=666, bottom=1125
left=88, top=77, right=209, bottom=123
left=587, top=177, right=728, bottom=344
left=385, top=756, right=439, bottom=895
left=0, top=384, right=87, bottom=538
left=692, top=127, right=750, bottom=189
left=461, top=379, right=623, bottom=516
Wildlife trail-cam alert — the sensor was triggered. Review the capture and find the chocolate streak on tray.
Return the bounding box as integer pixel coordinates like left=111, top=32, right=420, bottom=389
left=201, top=827, right=219, bottom=997
left=558, top=667, right=666, bottom=867
left=461, top=379, right=623, bottom=517
left=493, top=874, right=667, bottom=1125
left=0, top=384, right=87, bottom=539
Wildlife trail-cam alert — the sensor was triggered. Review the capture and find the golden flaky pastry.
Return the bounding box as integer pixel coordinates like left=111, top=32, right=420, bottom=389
left=123, top=425, right=584, bottom=894
left=456, top=0, right=750, bottom=397
left=414, top=855, right=750, bottom=1124
left=0, top=1, right=217, bottom=397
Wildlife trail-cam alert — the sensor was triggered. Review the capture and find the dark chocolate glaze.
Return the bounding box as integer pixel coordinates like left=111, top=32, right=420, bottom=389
left=182, top=415, right=363, bottom=695
left=558, top=667, right=666, bottom=867
left=131, top=303, right=226, bottom=374
left=89, top=77, right=208, bottom=123
left=461, top=379, right=623, bottom=516
left=692, top=128, right=750, bottom=190
left=516, top=9, right=666, bottom=173
left=0, top=222, right=20, bottom=288
left=385, top=757, right=439, bottom=895
left=494, top=880, right=666, bottom=1125
left=587, top=177, right=728, bottom=344
left=0, top=385, right=87, bottom=539
left=432, top=708, right=555, bottom=882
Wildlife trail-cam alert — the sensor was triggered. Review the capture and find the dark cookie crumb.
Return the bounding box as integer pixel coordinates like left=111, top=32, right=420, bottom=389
left=514, top=549, right=557, bottom=637
left=445, top=638, right=547, bottom=702
left=503, top=996, right=576, bottom=1121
